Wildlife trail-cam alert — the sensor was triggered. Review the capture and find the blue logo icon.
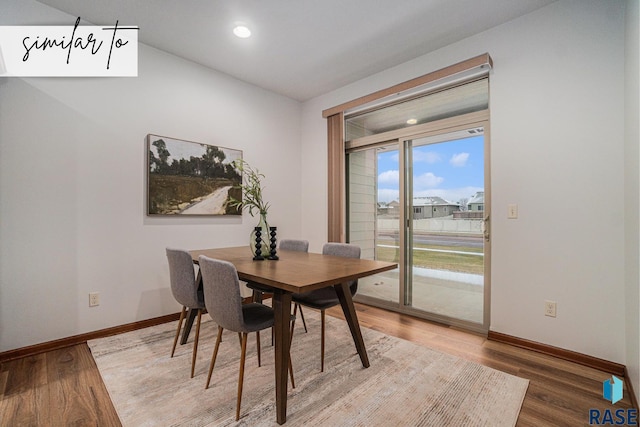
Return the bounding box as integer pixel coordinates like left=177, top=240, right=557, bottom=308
left=603, top=375, right=623, bottom=405
left=590, top=378, right=636, bottom=425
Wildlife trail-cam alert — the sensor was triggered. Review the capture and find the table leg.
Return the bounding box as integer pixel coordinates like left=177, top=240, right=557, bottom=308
left=180, top=270, right=202, bottom=345
left=334, top=283, right=370, bottom=368
left=179, top=308, right=197, bottom=345
left=271, top=290, right=292, bottom=425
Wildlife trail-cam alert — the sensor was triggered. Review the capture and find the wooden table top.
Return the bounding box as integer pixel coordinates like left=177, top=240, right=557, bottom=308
left=190, top=246, right=397, bottom=294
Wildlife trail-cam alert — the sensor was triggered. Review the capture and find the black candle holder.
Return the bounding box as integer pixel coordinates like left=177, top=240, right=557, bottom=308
left=268, top=226, right=279, bottom=260
left=253, top=226, right=264, bottom=261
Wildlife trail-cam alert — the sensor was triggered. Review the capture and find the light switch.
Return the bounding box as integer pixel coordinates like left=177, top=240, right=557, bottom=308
left=508, top=204, right=518, bottom=219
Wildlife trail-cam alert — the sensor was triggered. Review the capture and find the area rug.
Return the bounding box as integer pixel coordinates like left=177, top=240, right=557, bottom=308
left=88, top=310, right=528, bottom=426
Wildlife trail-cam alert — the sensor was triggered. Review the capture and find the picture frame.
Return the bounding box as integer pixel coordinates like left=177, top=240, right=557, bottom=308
left=146, top=134, right=242, bottom=216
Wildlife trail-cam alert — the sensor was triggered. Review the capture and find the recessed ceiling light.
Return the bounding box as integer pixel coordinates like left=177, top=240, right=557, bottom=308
left=233, top=25, right=251, bottom=38
left=406, top=118, right=418, bottom=125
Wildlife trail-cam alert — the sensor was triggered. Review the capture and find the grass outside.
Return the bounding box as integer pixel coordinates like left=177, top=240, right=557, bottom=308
left=376, top=242, right=484, bottom=275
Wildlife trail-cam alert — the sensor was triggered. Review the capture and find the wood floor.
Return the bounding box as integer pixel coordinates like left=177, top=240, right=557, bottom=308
left=0, top=303, right=636, bottom=426
left=0, top=341, right=121, bottom=426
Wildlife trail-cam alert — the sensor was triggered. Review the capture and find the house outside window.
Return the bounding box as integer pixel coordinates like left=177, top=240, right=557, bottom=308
left=467, top=191, right=484, bottom=212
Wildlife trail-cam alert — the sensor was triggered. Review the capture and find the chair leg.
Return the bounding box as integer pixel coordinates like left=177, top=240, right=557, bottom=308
left=288, top=323, right=295, bottom=389
left=297, top=304, right=308, bottom=333
left=286, top=310, right=299, bottom=389
left=289, top=310, right=296, bottom=339
left=321, top=309, right=326, bottom=372
left=253, top=289, right=263, bottom=303
left=206, top=326, right=224, bottom=389
left=190, top=309, right=202, bottom=378
left=236, top=332, right=248, bottom=421
left=256, top=331, right=262, bottom=367
left=171, top=306, right=187, bottom=358
left=291, top=303, right=308, bottom=333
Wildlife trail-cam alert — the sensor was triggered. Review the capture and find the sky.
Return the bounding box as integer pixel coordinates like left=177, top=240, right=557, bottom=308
left=377, top=134, right=484, bottom=205
left=149, top=135, right=241, bottom=165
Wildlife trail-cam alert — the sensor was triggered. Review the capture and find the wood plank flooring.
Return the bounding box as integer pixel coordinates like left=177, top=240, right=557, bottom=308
left=0, top=342, right=121, bottom=426
left=0, top=303, right=636, bottom=426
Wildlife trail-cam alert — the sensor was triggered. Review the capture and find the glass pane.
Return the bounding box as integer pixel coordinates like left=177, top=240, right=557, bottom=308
left=348, top=145, right=399, bottom=304
left=408, top=129, right=485, bottom=323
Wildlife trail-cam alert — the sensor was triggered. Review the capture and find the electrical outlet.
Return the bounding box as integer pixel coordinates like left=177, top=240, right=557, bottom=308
left=544, top=300, right=557, bottom=317
left=89, top=292, right=100, bottom=307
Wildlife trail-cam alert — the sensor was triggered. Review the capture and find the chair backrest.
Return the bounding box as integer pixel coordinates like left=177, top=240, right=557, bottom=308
left=322, top=243, right=361, bottom=295
left=166, top=248, right=202, bottom=308
left=198, top=255, right=245, bottom=332
left=279, top=239, right=309, bottom=252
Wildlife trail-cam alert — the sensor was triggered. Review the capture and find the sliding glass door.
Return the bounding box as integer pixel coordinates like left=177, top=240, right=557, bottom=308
left=347, top=121, right=490, bottom=332
left=405, top=129, right=485, bottom=325
left=348, top=143, right=401, bottom=305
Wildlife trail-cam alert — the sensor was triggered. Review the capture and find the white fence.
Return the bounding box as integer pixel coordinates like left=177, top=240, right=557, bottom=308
left=378, top=218, right=483, bottom=234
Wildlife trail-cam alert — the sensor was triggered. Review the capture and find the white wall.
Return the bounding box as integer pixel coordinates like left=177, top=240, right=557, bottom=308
left=301, top=0, right=628, bottom=363
left=624, top=0, right=640, bottom=401
left=0, top=1, right=302, bottom=352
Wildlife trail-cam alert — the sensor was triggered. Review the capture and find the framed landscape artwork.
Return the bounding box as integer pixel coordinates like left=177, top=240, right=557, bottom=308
left=146, top=134, right=242, bottom=216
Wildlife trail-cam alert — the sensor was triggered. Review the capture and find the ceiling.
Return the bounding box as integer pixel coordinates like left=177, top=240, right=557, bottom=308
left=36, top=0, right=556, bottom=101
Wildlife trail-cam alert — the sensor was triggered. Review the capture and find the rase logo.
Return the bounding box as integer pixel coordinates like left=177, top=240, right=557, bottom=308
left=589, top=376, right=637, bottom=426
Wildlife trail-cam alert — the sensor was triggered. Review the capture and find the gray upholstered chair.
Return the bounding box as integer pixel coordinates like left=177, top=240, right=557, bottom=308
left=291, top=243, right=361, bottom=372
left=279, top=239, right=309, bottom=252
left=166, top=247, right=206, bottom=378
left=199, top=255, right=295, bottom=421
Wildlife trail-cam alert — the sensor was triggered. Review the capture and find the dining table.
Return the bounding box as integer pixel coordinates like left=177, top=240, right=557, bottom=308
left=187, top=245, right=397, bottom=424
